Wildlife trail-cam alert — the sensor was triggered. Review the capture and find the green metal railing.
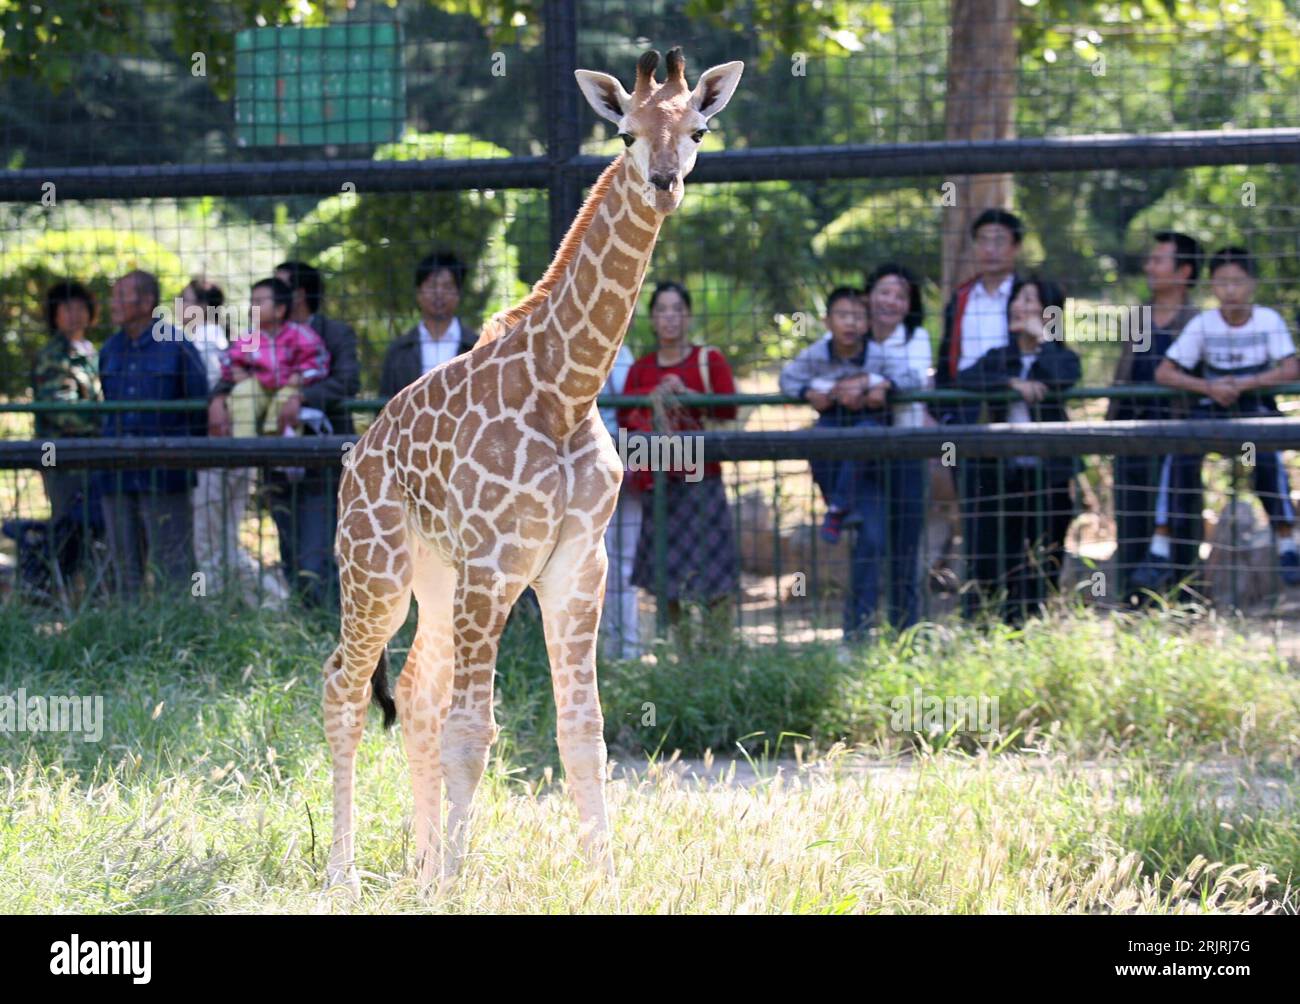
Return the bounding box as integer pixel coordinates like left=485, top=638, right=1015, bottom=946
left=8, top=381, right=1300, bottom=416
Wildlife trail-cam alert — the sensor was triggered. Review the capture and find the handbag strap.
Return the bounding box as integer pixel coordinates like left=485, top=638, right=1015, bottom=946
left=695, top=344, right=724, bottom=430
left=696, top=343, right=714, bottom=394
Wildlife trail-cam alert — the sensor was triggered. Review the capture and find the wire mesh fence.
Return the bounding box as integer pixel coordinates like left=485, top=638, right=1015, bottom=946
left=3, top=0, right=1300, bottom=647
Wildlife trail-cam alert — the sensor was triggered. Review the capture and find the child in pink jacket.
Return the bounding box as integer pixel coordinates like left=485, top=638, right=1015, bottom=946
left=223, top=277, right=330, bottom=437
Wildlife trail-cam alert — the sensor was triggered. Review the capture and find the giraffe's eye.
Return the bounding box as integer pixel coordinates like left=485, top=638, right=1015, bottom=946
left=619, top=132, right=635, bottom=148
left=691, top=128, right=707, bottom=143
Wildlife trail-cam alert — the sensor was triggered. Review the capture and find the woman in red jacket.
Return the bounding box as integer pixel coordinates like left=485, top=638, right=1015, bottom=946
left=617, top=282, right=740, bottom=637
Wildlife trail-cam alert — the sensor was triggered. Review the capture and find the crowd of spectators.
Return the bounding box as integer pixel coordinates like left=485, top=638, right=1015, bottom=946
left=20, top=214, right=1300, bottom=649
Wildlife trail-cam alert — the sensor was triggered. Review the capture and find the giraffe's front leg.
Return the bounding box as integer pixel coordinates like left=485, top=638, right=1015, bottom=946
left=535, top=540, right=615, bottom=878
left=440, top=563, right=515, bottom=880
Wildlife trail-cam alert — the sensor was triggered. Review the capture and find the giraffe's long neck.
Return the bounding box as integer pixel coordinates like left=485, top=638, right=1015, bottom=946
left=532, top=155, right=664, bottom=435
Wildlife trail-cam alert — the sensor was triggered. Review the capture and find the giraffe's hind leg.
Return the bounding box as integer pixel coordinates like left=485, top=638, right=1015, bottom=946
left=324, top=513, right=412, bottom=895
left=393, top=548, right=456, bottom=890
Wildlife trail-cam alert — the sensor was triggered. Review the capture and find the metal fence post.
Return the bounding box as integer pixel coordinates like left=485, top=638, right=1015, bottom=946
left=653, top=463, right=668, bottom=638
left=543, top=0, right=581, bottom=254
left=771, top=460, right=783, bottom=648
left=1230, top=456, right=1240, bottom=611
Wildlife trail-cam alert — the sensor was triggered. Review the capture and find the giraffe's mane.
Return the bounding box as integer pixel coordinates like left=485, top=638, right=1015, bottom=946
left=475, top=153, right=626, bottom=346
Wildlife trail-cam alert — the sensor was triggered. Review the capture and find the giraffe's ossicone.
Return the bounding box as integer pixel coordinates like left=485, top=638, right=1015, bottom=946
left=323, top=46, right=743, bottom=894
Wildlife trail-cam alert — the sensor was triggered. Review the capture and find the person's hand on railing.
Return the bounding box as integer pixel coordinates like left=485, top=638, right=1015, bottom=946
left=648, top=377, right=682, bottom=414
left=865, top=380, right=891, bottom=411
left=655, top=374, right=689, bottom=396
left=828, top=373, right=876, bottom=411
left=833, top=380, right=867, bottom=411
left=208, top=395, right=232, bottom=437
left=1205, top=377, right=1241, bottom=409
left=649, top=374, right=688, bottom=430
left=1009, top=377, right=1049, bottom=404
left=805, top=389, right=833, bottom=412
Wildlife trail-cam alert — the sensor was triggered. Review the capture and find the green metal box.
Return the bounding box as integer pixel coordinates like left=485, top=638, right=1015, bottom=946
left=235, top=23, right=405, bottom=147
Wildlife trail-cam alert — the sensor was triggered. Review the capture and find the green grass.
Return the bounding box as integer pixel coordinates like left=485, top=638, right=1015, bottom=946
left=0, top=596, right=1297, bottom=912
left=605, top=608, right=1300, bottom=761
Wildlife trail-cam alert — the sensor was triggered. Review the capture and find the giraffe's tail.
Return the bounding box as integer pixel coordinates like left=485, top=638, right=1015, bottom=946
left=371, top=648, right=397, bottom=730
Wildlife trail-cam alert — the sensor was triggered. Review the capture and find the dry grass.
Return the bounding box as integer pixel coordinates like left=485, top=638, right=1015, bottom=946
left=1, top=744, right=1294, bottom=914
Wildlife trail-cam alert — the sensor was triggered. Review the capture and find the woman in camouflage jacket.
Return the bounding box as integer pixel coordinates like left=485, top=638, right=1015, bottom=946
left=30, top=280, right=104, bottom=534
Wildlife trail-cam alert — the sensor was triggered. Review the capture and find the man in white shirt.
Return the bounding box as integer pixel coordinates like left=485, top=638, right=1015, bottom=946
left=380, top=251, right=478, bottom=398
left=957, top=274, right=1014, bottom=370
left=935, top=208, right=1023, bottom=424
left=934, top=209, right=1025, bottom=618
left=421, top=315, right=466, bottom=373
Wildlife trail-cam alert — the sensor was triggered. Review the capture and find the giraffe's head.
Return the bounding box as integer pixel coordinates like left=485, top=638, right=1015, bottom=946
left=575, top=47, right=743, bottom=216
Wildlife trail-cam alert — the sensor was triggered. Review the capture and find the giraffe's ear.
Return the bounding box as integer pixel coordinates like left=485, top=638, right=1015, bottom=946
left=690, top=61, right=744, bottom=121
left=575, top=70, right=632, bottom=126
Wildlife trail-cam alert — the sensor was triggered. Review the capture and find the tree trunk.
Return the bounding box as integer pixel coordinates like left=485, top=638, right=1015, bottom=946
left=941, top=0, right=1018, bottom=302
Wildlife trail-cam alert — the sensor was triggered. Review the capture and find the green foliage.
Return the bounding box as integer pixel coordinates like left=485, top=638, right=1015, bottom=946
left=589, top=609, right=1300, bottom=759
left=811, top=186, right=939, bottom=282
left=0, top=1, right=364, bottom=98
left=1123, top=163, right=1300, bottom=317
left=284, top=131, right=528, bottom=390
left=682, top=0, right=895, bottom=67
left=643, top=180, right=824, bottom=368
left=660, top=181, right=819, bottom=312
left=1019, top=0, right=1300, bottom=133
left=1076, top=765, right=1300, bottom=894
left=502, top=190, right=551, bottom=288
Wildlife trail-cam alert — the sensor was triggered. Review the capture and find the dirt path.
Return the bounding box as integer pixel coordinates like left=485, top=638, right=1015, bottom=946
left=609, top=750, right=1300, bottom=812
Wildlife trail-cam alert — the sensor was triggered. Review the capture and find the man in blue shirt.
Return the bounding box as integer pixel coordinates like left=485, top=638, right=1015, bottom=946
left=98, top=270, right=208, bottom=596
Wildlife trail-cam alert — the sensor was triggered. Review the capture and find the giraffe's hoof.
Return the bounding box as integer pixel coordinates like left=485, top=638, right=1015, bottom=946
left=325, top=866, right=362, bottom=900
left=434, top=873, right=458, bottom=898
left=414, top=877, right=439, bottom=899
left=440, top=853, right=465, bottom=885
left=414, top=859, right=443, bottom=897
left=590, top=852, right=616, bottom=881
left=578, top=830, right=615, bottom=879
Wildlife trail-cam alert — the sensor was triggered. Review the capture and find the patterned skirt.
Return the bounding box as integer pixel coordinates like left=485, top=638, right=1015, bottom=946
left=630, top=475, right=740, bottom=602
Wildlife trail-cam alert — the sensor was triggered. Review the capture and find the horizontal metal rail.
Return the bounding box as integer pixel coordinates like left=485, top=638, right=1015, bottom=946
left=3, top=417, right=1299, bottom=469
left=8, top=381, right=1300, bottom=415
left=3, top=128, right=1299, bottom=201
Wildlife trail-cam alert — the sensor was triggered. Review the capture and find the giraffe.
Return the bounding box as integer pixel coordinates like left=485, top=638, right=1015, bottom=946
left=323, top=47, right=744, bottom=893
